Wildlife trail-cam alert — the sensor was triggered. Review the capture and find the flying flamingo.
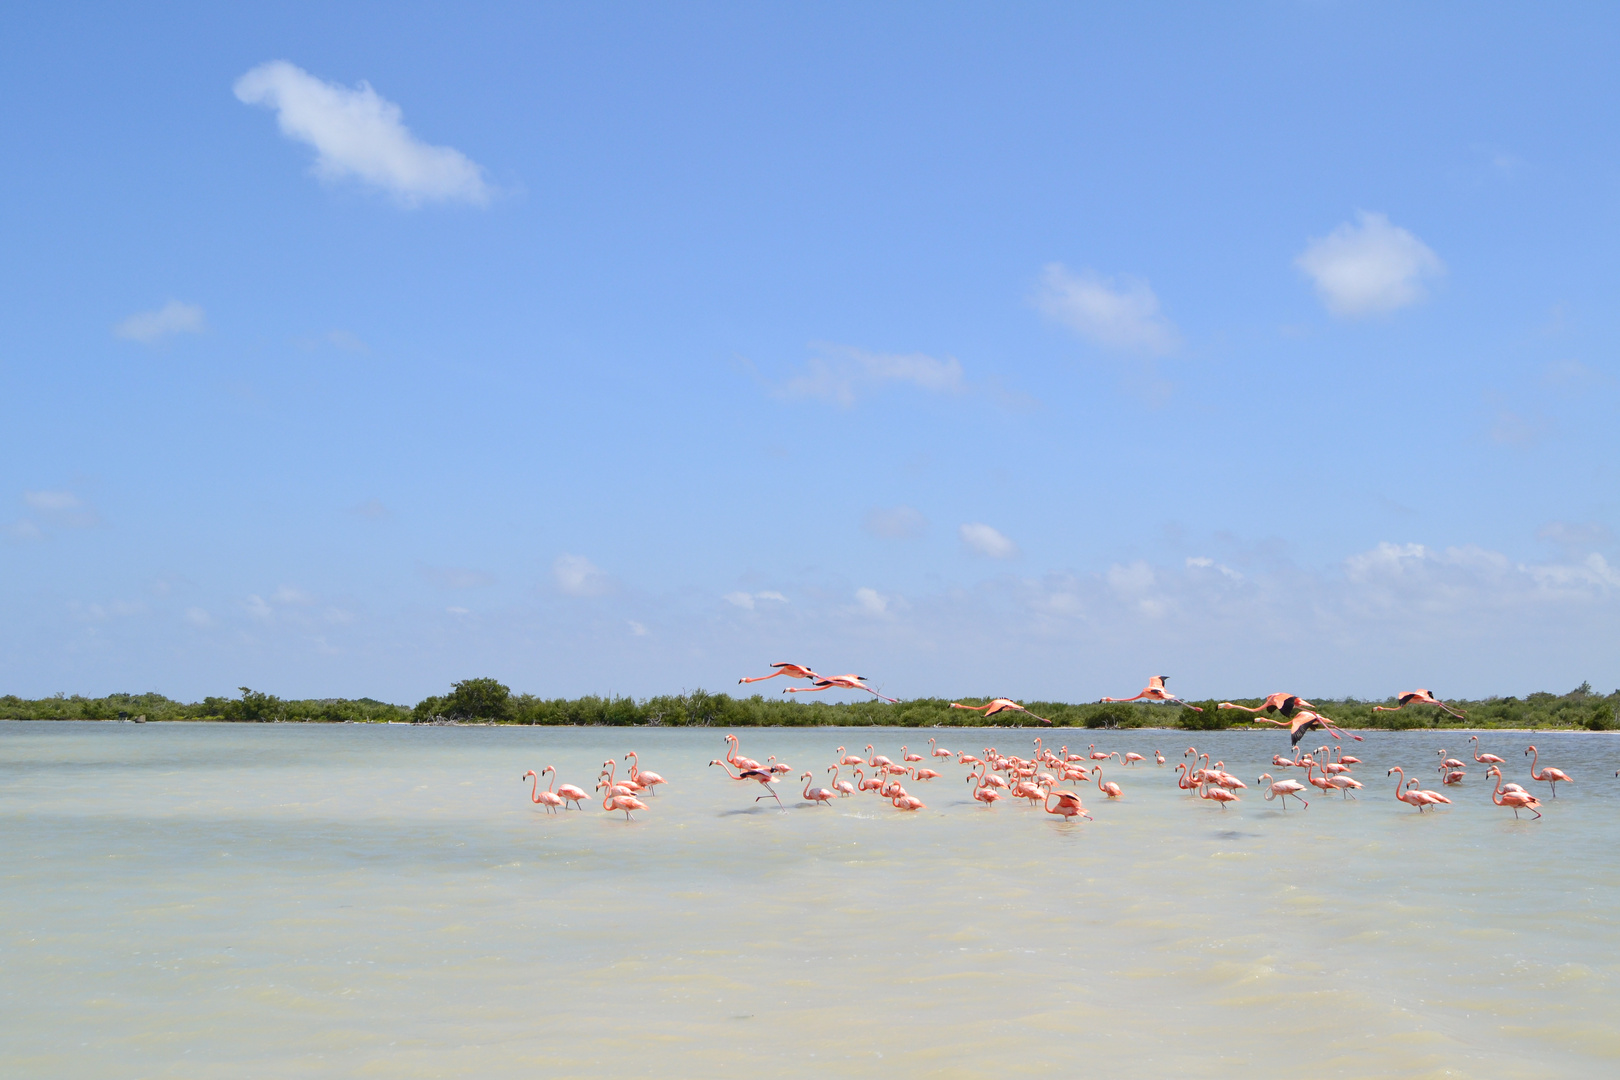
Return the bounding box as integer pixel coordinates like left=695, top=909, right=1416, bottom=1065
left=624, top=751, right=666, bottom=795
left=929, top=738, right=953, bottom=758
left=1092, top=766, right=1123, bottom=799
left=523, top=768, right=566, bottom=813
left=800, top=772, right=837, bottom=806
left=737, top=662, right=821, bottom=685
left=1249, top=708, right=1362, bottom=745
left=827, top=765, right=856, bottom=797
left=1374, top=689, right=1465, bottom=719
left=1470, top=736, right=1505, bottom=765
left=1218, top=692, right=1318, bottom=716
left=709, top=759, right=783, bottom=805
left=949, top=698, right=1051, bottom=724
left=596, top=780, right=648, bottom=820
left=1043, top=790, right=1092, bottom=821
left=1486, top=766, right=1542, bottom=819
left=1524, top=745, right=1573, bottom=797
left=1257, top=773, right=1309, bottom=810
left=1101, top=676, right=1203, bottom=710
left=783, top=673, right=897, bottom=703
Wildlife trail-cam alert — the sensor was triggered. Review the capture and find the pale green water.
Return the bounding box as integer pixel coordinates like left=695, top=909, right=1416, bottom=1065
left=3, top=722, right=1618, bottom=1079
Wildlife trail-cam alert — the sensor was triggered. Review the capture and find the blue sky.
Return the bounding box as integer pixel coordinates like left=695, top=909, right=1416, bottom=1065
left=3, top=3, right=1618, bottom=703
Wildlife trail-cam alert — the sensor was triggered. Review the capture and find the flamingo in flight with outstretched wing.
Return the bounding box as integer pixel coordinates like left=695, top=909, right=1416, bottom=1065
left=1373, top=688, right=1466, bottom=719
left=1101, top=676, right=1203, bottom=711
left=738, top=662, right=821, bottom=685
left=1218, top=692, right=1318, bottom=717
left=782, top=673, right=897, bottom=703
left=948, top=698, right=1051, bottom=725
left=1249, top=707, right=1362, bottom=745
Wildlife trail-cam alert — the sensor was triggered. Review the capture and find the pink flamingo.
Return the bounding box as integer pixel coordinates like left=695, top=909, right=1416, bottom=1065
left=1092, top=766, right=1123, bottom=799
left=1470, top=736, right=1505, bottom=764
left=1405, top=777, right=1452, bottom=807
left=523, top=768, right=566, bottom=813
left=1218, top=692, right=1318, bottom=715
left=890, top=789, right=926, bottom=811
left=909, top=766, right=942, bottom=781
left=929, top=738, right=953, bottom=758
left=853, top=767, right=884, bottom=794
left=1387, top=767, right=1439, bottom=811
left=1257, top=773, right=1308, bottom=810
left=1437, top=763, right=1466, bottom=786
left=1437, top=749, right=1466, bottom=770
left=835, top=745, right=865, bottom=766
left=1374, top=689, right=1465, bottom=719
left=555, top=777, right=589, bottom=810
left=1154, top=749, right=1165, bottom=766
left=783, top=673, right=897, bottom=703
left=1486, top=766, right=1542, bottom=819
left=865, top=745, right=893, bottom=768
left=765, top=755, right=794, bottom=775
left=800, top=772, right=836, bottom=806
left=1122, top=752, right=1146, bottom=766
left=737, top=662, right=820, bottom=685
left=596, top=780, right=648, bottom=820
left=598, top=760, right=643, bottom=797
left=901, top=746, right=923, bottom=763
left=723, top=734, right=762, bottom=771
left=709, top=759, right=782, bottom=805
left=1043, top=790, right=1092, bottom=821
left=624, top=751, right=666, bottom=794
left=1250, top=708, right=1362, bottom=745
left=1102, top=675, right=1203, bottom=710
left=1304, top=762, right=1337, bottom=796
left=1199, top=781, right=1240, bottom=808
left=1087, top=744, right=1111, bottom=761
left=1328, top=774, right=1364, bottom=799
left=949, top=698, right=1050, bottom=724
left=1525, top=745, right=1573, bottom=797
left=827, top=765, right=856, bottom=797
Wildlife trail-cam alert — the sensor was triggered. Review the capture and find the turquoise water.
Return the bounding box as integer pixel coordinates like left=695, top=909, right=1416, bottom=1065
left=2, top=722, right=1617, bottom=1078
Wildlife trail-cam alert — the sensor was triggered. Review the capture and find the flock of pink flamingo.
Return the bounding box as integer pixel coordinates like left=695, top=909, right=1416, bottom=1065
left=520, top=672, right=1581, bottom=824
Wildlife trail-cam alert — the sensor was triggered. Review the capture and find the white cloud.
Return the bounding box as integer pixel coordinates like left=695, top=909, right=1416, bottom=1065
left=628, top=620, right=649, bottom=636
left=960, top=522, right=1019, bottom=559
left=185, top=607, right=213, bottom=627
left=864, top=505, right=928, bottom=540
left=1187, top=555, right=1243, bottom=580
left=554, top=554, right=612, bottom=597
left=724, top=590, right=788, bottom=611
left=855, top=587, right=889, bottom=615
left=234, top=60, right=490, bottom=206
left=22, top=490, right=100, bottom=528
left=245, top=595, right=273, bottom=621
left=25, top=491, right=81, bottom=511
left=115, top=301, right=206, bottom=343
left=1033, top=264, right=1180, bottom=355
left=1295, top=211, right=1444, bottom=317
left=4, top=520, right=44, bottom=542
left=446, top=606, right=471, bottom=616
left=273, top=585, right=315, bottom=606
left=780, top=344, right=965, bottom=407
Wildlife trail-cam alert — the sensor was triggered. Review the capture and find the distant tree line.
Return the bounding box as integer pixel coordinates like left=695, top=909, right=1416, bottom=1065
left=3, top=680, right=1615, bottom=730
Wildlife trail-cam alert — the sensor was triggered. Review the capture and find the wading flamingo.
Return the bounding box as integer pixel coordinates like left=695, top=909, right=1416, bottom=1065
left=949, top=698, right=1051, bottom=724
left=1525, top=745, right=1573, bottom=797
left=765, top=755, right=794, bottom=775
left=909, top=766, right=942, bottom=782
left=738, top=662, right=820, bottom=685
left=901, top=746, right=923, bottom=762
left=1486, top=766, right=1542, bottom=819
left=783, top=673, right=897, bottom=703
left=624, top=751, right=666, bottom=795
left=1088, top=744, right=1112, bottom=761
left=1405, top=778, right=1452, bottom=807
left=865, top=745, right=894, bottom=768
left=836, top=746, right=866, bottom=767
left=1154, top=749, right=1166, bottom=766
left=1437, top=750, right=1466, bottom=770
left=1123, top=752, right=1146, bottom=766
left=853, top=767, right=884, bottom=794
left=596, top=781, right=648, bottom=821
left=709, top=759, right=782, bottom=805
left=1258, top=773, right=1308, bottom=810
left=1470, top=736, right=1505, bottom=765
left=555, top=776, right=590, bottom=810
left=1437, top=764, right=1466, bottom=787
left=1374, top=689, right=1465, bottom=719
left=598, top=760, right=643, bottom=797
left=1199, top=781, right=1239, bottom=808
left=723, top=734, right=762, bottom=771
left=1102, top=675, right=1203, bottom=710
left=890, top=790, right=926, bottom=811
left=827, top=765, right=856, bottom=797
left=1093, top=766, right=1123, bottom=799
left=1043, top=790, right=1092, bottom=821
left=800, top=772, right=836, bottom=806
left=523, top=768, right=565, bottom=813
left=1388, top=767, right=1439, bottom=812
left=929, top=738, right=953, bottom=758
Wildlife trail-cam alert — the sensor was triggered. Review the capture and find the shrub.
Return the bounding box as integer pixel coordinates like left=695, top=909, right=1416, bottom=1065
left=1176, top=701, right=1228, bottom=730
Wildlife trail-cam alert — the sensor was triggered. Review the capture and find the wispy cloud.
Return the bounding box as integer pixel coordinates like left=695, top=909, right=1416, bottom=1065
left=115, top=301, right=205, bottom=343
left=421, top=566, right=496, bottom=589
left=776, top=344, right=965, bottom=407
left=553, top=554, right=612, bottom=597
left=22, top=490, right=100, bottom=529
left=234, top=60, right=490, bottom=206
left=1033, top=264, right=1180, bottom=355
left=855, top=587, right=891, bottom=616
left=960, top=522, right=1018, bottom=560
left=1295, top=211, right=1444, bottom=317
left=863, top=505, right=928, bottom=540
left=723, top=590, right=788, bottom=611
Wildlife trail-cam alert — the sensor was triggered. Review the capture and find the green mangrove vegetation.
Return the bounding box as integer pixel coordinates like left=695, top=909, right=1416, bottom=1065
left=2, top=679, right=1616, bottom=729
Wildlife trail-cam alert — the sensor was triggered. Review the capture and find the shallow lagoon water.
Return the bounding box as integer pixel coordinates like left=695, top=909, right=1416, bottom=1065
left=3, top=721, right=1618, bottom=1079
